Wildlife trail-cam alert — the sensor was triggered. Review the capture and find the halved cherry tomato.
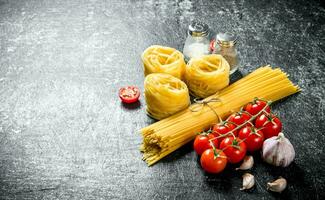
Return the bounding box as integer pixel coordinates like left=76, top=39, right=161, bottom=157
left=212, top=121, right=237, bottom=138
left=200, top=149, right=227, bottom=174
left=228, top=112, right=251, bottom=126
left=193, top=133, right=219, bottom=155
left=238, top=126, right=265, bottom=152
left=255, top=114, right=282, bottom=139
left=244, top=99, right=271, bottom=116
left=219, top=137, right=247, bottom=164
left=119, top=86, right=140, bottom=103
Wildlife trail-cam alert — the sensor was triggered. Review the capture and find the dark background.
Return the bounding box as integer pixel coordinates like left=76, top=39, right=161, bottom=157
left=0, top=0, right=324, bottom=199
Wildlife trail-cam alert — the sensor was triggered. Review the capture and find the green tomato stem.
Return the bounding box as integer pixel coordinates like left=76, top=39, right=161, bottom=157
left=210, top=99, right=272, bottom=142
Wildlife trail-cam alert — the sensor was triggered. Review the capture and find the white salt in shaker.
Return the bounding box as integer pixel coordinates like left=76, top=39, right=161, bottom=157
left=183, top=20, right=211, bottom=62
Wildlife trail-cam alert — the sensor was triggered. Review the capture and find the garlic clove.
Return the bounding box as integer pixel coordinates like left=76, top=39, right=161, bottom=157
left=267, top=177, right=287, bottom=193
left=240, top=173, right=255, bottom=190
left=236, top=155, right=254, bottom=170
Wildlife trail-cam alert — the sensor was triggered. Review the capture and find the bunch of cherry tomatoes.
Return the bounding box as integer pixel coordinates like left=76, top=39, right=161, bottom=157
left=194, top=98, right=283, bottom=174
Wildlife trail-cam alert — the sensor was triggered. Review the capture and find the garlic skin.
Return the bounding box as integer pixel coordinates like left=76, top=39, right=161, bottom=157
left=236, top=155, right=254, bottom=170
left=267, top=177, right=287, bottom=193
left=262, top=132, right=295, bottom=167
left=240, top=173, right=255, bottom=190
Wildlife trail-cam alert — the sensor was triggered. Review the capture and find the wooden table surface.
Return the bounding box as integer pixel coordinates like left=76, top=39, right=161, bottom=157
left=0, top=0, right=324, bottom=199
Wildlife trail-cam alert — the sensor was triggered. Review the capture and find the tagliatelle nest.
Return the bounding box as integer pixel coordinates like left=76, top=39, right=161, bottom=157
left=185, top=54, right=230, bottom=98
left=141, top=45, right=186, bottom=80
left=144, top=73, right=190, bottom=120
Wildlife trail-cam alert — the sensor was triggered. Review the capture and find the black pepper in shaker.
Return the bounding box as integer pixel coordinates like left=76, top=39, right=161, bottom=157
left=213, top=32, right=239, bottom=74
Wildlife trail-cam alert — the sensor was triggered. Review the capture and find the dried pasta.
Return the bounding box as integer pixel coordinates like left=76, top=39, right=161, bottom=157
left=141, top=45, right=186, bottom=80
left=185, top=54, right=230, bottom=98
left=144, top=73, right=190, bottom=120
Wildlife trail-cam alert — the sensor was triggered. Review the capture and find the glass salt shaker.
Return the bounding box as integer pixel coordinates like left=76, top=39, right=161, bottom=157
left=183, top=20, right=211, bottom=62
left=213, top=32, right=239, bottom=74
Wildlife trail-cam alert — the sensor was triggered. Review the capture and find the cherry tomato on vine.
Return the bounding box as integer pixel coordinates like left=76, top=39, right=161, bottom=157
left=228, top=112, right=251, bottom=126
left=193, top=134, right=219, bottom=155
left=244, top=99, right=271, bottom=116
left=255, top=114, right=282, bottom=139
left=219, top=137, right=247, bottom=164
left=238, top=126, right=265, bottom=152
left=200, top=149, right=227, bottom=174
left=212, top=121, right=237, bottom=138
left=119, top=86, right=140, bottom=103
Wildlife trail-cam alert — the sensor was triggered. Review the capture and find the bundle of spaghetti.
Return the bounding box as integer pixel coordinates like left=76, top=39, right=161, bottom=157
left=144, top=73, right=191, bottom=120
left=185, top=54, right=230, bottom=98
left=140, top=66, right=300, bottom=166
left=141, top=45, right=186, bottom=80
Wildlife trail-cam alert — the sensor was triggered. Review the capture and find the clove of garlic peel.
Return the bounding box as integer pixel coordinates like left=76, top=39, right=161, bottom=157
left=267, top=177, right=287, bottom=193
left=236, top=155, right=254, bottom=170
left=262, top=132, right=295, bottom=167
left=240, top=173, right=255, bottom=190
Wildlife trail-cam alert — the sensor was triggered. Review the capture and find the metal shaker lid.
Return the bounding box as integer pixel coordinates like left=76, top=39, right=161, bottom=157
left=188, top=20, right=209, bottom=37
left=216, top=32, right=237, bottom=47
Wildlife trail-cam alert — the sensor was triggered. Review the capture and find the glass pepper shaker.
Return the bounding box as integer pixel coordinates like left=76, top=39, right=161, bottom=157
left=183, top=20, right=211, bottom=62
left=212, top=32, right=239, bottom=74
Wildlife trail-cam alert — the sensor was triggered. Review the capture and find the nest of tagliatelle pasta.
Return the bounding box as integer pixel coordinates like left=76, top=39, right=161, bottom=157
left=141, top=45, right=186, bottom=80
left=185, top=54, right=230, bottom=98
left=144, top=73, right=190, bottom=120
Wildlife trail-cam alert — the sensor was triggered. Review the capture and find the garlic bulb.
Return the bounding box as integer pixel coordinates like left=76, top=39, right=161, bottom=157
left=240, top=173, right=255, bottom=190
left=267, top=177, right=287, bottom=193
left=236, top=155, right=254, bottom=170
left=262, top=132, right=295, bottom=167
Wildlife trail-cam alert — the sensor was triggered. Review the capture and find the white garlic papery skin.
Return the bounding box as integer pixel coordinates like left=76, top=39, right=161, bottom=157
left=240, top=173, right=255, bottom=190
left=262, top=132, right=295, bottom=167
left=267, top=177, right=287, bottom=193
left=236, top=155, right=254, bottom=170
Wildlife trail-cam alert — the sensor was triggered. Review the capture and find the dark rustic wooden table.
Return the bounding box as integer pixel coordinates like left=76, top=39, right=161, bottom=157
left=0, top=0, right=324, bottom=199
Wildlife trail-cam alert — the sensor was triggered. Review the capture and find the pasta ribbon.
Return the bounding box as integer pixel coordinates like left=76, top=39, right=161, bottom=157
left=144, top=73, right=190, bottom=120
left=141, top=45, right=186, bottom=79
left=185, top=54, right=230, bottom=98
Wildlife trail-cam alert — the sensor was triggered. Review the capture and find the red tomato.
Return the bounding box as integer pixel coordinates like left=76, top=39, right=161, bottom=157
left=238, top=126, right=265, bottom=152
left=228, top=112, right=251, bottom=126
left=212, top=121, right=237, bottom=138
left=209, top=39, right=216, bottom=52
left=193, top=134, right=219, bottom=155
left=119, top=86, right=140, bottom=103
left=200, top=149, right=227, bottom=173
left=255, top=114, right=282, bottom=139
left=219, top=137, right=247, bottom=164
left=244, top=99, right=271, bottom=116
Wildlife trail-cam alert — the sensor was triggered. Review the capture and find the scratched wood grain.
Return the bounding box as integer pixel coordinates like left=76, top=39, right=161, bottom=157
left=0, top=0, right=324, bottom=199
